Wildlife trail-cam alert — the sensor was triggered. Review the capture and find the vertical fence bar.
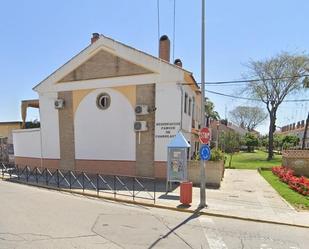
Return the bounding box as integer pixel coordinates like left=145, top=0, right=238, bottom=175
left=113, top=175, right=116, bottom=198
left=96, top=174, right=99, bottom=196
left=17, top=165, right=20, bottom=180
left=26, top=166, right=29, bottom=182
left=82, top=172, right=85, bottom=193
left=46, top=168, right=48, bottom=185
left=35, top=168, right=38, bottom=183
left=132, top=177, right=135, bottom=201
left=69, top=171, right=72, bottom=190
left=57, top=169, right=60, bottom=188
left=153, top=179, right=156, bottom=204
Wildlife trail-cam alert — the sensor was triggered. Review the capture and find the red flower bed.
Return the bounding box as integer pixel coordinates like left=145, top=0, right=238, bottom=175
left=272, top=166, right=309, bottom=196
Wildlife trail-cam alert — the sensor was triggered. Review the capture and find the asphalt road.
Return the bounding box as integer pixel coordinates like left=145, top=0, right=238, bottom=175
left=0, top=180, right=308, bottom=249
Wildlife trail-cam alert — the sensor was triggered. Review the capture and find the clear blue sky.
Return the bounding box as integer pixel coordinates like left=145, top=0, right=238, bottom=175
left=0, top=0, right=308, bottom=134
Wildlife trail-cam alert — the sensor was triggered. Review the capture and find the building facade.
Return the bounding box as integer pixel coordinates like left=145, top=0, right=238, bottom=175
left=13, top=34, right=201, bottom=178
left=0, top=121, right=21, bottom=162
left=277, top=120, right=309, bottom=148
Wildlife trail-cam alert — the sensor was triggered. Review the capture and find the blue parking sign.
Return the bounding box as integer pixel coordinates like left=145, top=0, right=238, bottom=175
left=200, top=144, right=211, bottom=161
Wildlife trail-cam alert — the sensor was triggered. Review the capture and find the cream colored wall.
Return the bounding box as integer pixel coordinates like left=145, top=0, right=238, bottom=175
left=73, top=89, right=94, bottom=115
left=0, top=123, right=21, bottom=142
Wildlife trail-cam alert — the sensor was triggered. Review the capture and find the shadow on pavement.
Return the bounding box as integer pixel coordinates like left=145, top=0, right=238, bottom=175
left=148, top=207, right=203, bottom=248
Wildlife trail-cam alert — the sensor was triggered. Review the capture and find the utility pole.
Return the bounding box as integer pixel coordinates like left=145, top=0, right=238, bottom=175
left=199, top=0, right=206, bottom=208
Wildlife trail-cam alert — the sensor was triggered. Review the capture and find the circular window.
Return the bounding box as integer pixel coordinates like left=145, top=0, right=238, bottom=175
left=96, top=93, right=111, bottom=110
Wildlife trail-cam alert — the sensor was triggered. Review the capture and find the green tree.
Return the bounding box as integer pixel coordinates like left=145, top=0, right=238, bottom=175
left=273, top=134, right=284, bottom=152
left=282, top=135, right=300, bottom=149
left=244, top=52, right=309, bottom=160
left=205, top=97, right=220, bottom=125
left=243, top=132, right=259, bottom=152
left=230, top=106, right=267, bottom=131
left=25, top=119, right=40, bottom=129
left=273, top=134, right=300, bottom=151
left=261, top=135, right=269, bottom=149
left=219, top=130, right=240, bottom=167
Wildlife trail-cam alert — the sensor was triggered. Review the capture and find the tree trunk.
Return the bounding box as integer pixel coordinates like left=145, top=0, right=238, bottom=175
left=268, top=113, right=276, bottom=160
left=302, top=112, right=309, bottom=149
left=228, top=153, right=233, bottom=167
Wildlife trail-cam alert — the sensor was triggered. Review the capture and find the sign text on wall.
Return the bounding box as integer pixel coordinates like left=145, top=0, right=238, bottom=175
left=155, top=122, right=180, bottom=139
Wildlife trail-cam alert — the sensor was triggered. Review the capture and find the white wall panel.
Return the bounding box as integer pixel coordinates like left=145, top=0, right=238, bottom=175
left=13, top=129, right=41, bottom=158
left=74, top=88, right=135, bottom=160
left=39, top=92, right=60, bottom=159
left=155, top=83, right=182, bottom=161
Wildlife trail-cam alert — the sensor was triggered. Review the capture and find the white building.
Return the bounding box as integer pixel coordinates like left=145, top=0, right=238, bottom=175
left=13, top=33, right=201, bottom=178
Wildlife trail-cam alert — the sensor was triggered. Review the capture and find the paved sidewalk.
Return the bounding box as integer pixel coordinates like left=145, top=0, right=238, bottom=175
left=155, top=169, right=309, bottom=227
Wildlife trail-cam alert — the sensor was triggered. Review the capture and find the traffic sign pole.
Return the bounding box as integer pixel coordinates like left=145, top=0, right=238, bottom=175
left=199, top=0, right=206, bottom=209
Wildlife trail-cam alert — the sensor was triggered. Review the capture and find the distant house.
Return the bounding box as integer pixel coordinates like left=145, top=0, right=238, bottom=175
left=12, top=33, right=202, bottom=178
left=0, top=121, right=22, bottom=141
left=209, top=119, right=247, bottom=149
left=276, top=120, right=309, bottom=148
left=0, top=121, right=22, bottom=162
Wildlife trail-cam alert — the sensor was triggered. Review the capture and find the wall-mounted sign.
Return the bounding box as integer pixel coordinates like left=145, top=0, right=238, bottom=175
left=155, top=122, right=180, bottom=139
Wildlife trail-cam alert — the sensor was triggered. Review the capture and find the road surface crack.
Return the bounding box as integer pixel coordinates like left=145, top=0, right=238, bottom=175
left=91, top=214, right=126, bottom=249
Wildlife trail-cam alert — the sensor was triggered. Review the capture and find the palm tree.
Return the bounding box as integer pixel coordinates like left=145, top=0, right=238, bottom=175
left=205, top=97, right=220, bottom=126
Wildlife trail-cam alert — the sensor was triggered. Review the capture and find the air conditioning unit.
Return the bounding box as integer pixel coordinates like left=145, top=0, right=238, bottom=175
left=135, top=105, right=149, bottom=115
left=134, top=121, right=148, bottom=131
left=54, top=99, right=65, bottom=109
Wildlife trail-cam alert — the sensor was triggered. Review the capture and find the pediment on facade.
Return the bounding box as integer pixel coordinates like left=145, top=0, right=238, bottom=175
left=58, top=49, right=153, bottom=83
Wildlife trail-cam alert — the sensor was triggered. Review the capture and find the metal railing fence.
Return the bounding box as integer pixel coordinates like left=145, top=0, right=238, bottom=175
left=0, top=162, right=156, bottom=204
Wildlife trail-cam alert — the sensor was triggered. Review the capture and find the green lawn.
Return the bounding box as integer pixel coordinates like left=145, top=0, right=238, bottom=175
left=225, top=150, right=282, bottom=169
left=260, top=170, right=309, bottom=210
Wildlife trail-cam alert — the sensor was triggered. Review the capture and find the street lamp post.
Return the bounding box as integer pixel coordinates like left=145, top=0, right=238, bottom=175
left=199, top=0, right=206, bottom=208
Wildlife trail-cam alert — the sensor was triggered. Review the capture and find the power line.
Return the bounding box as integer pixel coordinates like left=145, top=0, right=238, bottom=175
left=195, top=74, right=309, bottom=85
left=206, top=89, right=309, bottom=102
left=206, top=90, right=259, bottom=101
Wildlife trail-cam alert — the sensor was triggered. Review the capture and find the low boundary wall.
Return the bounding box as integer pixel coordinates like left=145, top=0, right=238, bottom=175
left=282, top=150, right=309, bottom=177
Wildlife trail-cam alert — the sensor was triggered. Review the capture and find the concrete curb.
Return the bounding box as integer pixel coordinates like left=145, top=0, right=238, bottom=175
left=1, top=176, right=309, bottom=229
